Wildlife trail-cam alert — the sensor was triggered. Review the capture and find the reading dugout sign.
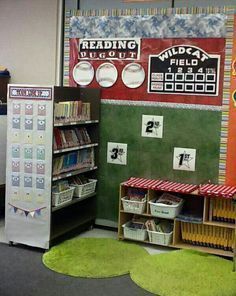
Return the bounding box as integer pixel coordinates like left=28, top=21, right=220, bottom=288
left=148, top=45, right=220, bottom=96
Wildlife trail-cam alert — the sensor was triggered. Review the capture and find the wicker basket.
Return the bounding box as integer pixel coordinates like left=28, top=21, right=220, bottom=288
left=121, top=196, right=146, bottom=214
left=147, top=230, right=173, bottom=246
left=149, top=198, right=184, bottom=219
left=72, top=179, right=97, bottom=198
left=52, top=187, right=75, bottom=207
left=122, top=221, right=147, bottom=241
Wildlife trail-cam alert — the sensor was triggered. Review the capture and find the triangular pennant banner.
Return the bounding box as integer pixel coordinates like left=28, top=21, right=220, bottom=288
left=24, top=210, right=29, bottom=217
left=36, top=209, right=41, bottom=216
left=30, top=211, right=35, bottom=218
left=13, top=207, right=18, bottom=213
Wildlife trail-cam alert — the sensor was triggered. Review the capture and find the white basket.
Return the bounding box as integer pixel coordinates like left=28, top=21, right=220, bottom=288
left=122, top=221, right=148, bottom=241
left=147, top=230, right=173, bottom=246
left=72, top=179, right=97, bottom=198
left=121, top=196, right=146, bottom=214
left=149, top=198, right=184, bottom=219
left=52, top=187, right=75, bottom=207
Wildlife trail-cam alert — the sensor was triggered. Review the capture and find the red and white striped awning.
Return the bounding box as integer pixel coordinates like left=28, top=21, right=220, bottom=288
left=122, top=177, right=163, bottom=189
left=199, top=184, right=236, bottom=199
left=156, top=181, right=198, bottom=194
left=123, top=177, right=197, bottom=193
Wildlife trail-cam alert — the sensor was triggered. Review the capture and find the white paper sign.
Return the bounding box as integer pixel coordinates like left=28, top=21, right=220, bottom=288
left=107, top=142, right=127, bottom=165
left=141, top=115, right=163, bottom=138
left=173, top=147, right=196, bottom=171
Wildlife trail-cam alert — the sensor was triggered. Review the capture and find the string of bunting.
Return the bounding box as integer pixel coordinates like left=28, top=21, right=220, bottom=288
left=123, top=177, right=236, bottom=198
left=8, top=203, right=46, bottom=218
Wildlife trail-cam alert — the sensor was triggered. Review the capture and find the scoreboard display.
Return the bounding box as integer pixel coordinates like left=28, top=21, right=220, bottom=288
left=148, top=45, right=220, bottom=96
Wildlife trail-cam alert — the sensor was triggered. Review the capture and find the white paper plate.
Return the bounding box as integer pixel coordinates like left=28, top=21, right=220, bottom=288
left=122, top=63, right=145, bottom=88
left=73, top=61, right=94, bottom=86
left=96, top=63, right=118, bottom=88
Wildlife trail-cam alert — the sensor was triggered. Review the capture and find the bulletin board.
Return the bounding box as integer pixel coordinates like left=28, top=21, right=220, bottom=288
left=64, top=7, right=236, bottom=223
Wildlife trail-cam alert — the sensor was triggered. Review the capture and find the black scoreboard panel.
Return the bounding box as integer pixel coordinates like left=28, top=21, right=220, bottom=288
left=148, top=45, right=220, bottom=96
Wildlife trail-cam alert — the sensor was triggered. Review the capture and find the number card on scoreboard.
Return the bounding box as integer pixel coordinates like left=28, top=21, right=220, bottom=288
left=148, top=45, right=220, bottom=96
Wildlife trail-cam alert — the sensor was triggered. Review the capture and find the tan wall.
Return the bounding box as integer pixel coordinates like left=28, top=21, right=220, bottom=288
left=0, top=0, right=60, bottom=85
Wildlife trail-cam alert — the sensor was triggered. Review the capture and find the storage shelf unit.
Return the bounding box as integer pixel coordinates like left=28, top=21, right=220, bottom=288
left=5, top=85, right=100, bottom=249
left=118, top=177, right=236, bottom=258
left=50, top=86, right=100, bottom=245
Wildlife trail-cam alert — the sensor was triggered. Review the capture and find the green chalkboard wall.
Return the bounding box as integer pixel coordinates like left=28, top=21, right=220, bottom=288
left=96, top=104, right=221, bottom=223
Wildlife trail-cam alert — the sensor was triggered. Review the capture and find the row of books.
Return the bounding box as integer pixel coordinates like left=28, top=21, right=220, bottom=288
left=54, top=101, right=91, bottom=122
left=53, top=148, right=95, bottom=176
left=181, top=222, right=234, bottom=251
left=145, top=219, right=173, bottom=233
left=127, top=187, right=146, bottom=201
left=54, top=127, right=91, bottom=150
left=209, top=198, right=236, bottom=223
left=52, top=180, right=71, bottom=193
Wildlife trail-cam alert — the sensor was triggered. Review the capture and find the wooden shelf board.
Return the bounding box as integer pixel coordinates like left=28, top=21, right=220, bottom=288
left=204, top=221, right=235, bottom=229
left=119, top=235, right=174, bottom=248
left=52, top=166, right=98, bottom=181
left=173, top=242, right=233, bottom=257
left=120, top=210, right=152, bottom=217
left=52, top=193, right=96, bottom=212
left=54, top=119, right=99, bottom=127
left=54, top=143, right=98, bottom=154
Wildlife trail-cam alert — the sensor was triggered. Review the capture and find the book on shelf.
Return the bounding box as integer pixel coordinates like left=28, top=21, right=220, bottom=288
left=180, top=222, right=233, bottom=251
left=127, top=187, right=146, bottom=201
left=210, top=198, right=236, bottom=223
left=53, top=127, right=92, bottom=150
left=54, top=101, right=91, bottom=123
left=53, top=148, right=95, bottom=176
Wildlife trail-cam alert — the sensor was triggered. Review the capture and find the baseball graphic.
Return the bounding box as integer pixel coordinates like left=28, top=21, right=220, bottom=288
left=96, top=63, right=118, bottom=88
left=73, top=61, right=94, bottom=86
left=122, top=63, right=145, bottom=89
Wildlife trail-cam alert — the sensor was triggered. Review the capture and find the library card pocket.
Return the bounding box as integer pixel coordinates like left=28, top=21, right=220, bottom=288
left=36, top=147, right=45, bottom=160
left=25, top=118, right=33, bottom=130
left=36, top=133, right=45, bottom=145
left=25, top=104, right=33, bottom=115
left=12, top=160, right=20, bottom=172
left=12, top=117, right=21, bottom=129
left=11, top=175, right=20, bottom=187
left=12, top=145, right=20, bottom=158
left=12, top=131, right=20, bottom=143
left=36, top=162, right=45, bottom=175
left=24, top=176, right=32, bottom=188
left=24, top=161, right=33, bottom=174
left=24, top=147, right=33, bottom=159
left=37, top=119, right=46, bottom=131
left=13, top=103, right=21, bottom=114
left=38, top=104, right=46, bottom=116
left=36, top=177, right=45, bottom=189
left=24, top=132, right=33, bottom=144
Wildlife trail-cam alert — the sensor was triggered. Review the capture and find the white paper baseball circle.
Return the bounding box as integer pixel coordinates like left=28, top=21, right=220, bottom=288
left=122, top=63, right=145, bottom=89
left=96, top=63, right=118, bottom=88
left=73, top=61, right=94, bottom=86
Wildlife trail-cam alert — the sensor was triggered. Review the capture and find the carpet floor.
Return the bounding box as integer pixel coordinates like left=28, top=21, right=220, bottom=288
left=0, top=242, right=153, bottom=296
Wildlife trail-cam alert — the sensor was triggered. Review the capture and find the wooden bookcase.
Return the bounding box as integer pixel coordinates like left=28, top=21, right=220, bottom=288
left=5, top=85, right=100, bottom=249
left=118, top=178, right=236, bottom=258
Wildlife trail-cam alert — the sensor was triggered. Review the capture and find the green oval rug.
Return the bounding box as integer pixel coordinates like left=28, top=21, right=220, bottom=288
left=130, top=249, right=236, bottom=296
left=43, top=237, right=148, bottom=278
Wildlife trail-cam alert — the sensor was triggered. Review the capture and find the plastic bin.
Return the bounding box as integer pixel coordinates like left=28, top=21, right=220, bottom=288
left=149, top=198, right=184, bottom=219
left=122, top=221, right=147, bottom=241
left=121, top=196, right=146, bottom=214
left=52, top=187, right=75, bottom=207
left=72, top=179, right=97, bottom=198
left=147, top=230, right=173, bottom=246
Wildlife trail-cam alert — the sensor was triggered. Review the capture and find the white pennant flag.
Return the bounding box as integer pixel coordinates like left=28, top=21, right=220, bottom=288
left=30, top=211, right=35, bottom=218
